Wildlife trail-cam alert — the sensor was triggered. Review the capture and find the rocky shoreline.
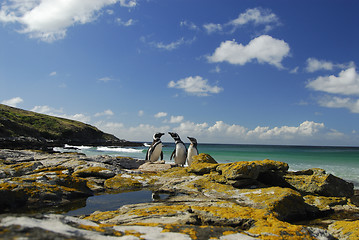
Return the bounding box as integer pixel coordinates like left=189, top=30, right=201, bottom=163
left=1, top=149, right=359, bottom=239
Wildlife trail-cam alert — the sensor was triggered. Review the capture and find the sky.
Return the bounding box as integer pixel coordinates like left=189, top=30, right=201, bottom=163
left=1, top=0, right=359, bottom=146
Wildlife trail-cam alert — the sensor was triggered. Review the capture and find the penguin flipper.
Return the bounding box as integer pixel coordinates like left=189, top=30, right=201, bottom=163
left=160, top=151, right=163, bottom=160
left=145, top=149, right=149, bottom=160
left=170, top=149, right=176, bottom=160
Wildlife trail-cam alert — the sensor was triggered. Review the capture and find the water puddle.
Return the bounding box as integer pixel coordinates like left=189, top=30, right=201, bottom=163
left=65, top=190, right=153, bottom=216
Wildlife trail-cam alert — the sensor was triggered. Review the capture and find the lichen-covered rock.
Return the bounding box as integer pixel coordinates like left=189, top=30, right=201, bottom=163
left=104, top=174, right=144, bottom=190
left=188, top=162, right=218, bottom=175
left=191, top=153, right=218, bottom=164
left=0, top=171, right=93, bottom=212
left=304, top=195, right=348, bottom=211
left=328, top=220, right=359, bottom=240
left=284, top=168, right=354, bottom=197
left=85, top=200, right=318, bottom=239
left=218, top=159, right=288, bottom=180
left=235, top=187, right=318, bottom=221
left=138, top=162, right=174, bottom=172
left=73, top=166, right=115, bottom=179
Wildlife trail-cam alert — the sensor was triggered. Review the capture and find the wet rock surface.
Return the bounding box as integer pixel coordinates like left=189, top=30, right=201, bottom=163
left=0, top=149, right=358, bottom=239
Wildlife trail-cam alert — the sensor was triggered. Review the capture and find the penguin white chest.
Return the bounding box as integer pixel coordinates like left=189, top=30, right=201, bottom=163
left=150, top=143, right=162, bottom=162
left=187, top=146, right=198, bottom=166
left=174, top=144, right=186, bottom=165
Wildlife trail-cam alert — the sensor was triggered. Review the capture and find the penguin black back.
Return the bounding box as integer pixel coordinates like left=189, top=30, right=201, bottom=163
left=146, top=132, right=164, bottom=162
left=168, top=132, right=187, bottom=166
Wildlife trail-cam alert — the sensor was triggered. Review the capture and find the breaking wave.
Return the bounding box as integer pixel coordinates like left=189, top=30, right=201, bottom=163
left=96, top=146, right=143, bottom=153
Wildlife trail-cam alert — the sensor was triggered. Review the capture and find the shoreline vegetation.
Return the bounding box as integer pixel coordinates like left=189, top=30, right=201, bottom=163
left=0, top=104, right=143, bottom=150
left=1, top=104, right=359, bottom=239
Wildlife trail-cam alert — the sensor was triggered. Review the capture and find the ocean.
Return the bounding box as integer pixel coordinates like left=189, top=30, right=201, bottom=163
left=55, top=143, right=359, bottom=189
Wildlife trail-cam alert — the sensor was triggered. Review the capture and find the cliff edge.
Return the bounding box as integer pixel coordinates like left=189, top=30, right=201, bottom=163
left=0, top=104, right=140, bottom=149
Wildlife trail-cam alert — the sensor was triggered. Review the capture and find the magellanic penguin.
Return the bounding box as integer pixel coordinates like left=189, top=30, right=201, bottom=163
left=187, top=136, right=198, bottom=166
left=168, top=132, right=187, bottom=167
left=145, top=132, right=165, bottom=162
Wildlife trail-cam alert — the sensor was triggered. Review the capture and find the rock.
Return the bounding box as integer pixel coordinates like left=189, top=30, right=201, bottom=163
left=328, top=220, right=359, bottom=240
left=217, top=159, right=288, bottom=180
left=191, top=153, right=218, bottom=164
left=188, top=162, right=218, bottom=175
left=304, top=195, right=348, bottom=211
left=104, top=173, right=151, bottom=190
left=1, top=150, right=358, bottom=240
left=85, top=200, right=317, bottom=239
left=92, top=155, right=146, bottom=169
left=73, top=166, right=115, bottom=179
left=0, top=171, right=93, bottom=212
left=138, top=162, right=174, bottom=172
left=284, top=168, right=354, bottom=197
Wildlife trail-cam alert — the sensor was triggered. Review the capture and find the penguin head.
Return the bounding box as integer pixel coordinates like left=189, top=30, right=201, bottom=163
left=168, top=132, right=181, bottom=141
left=153, top=132, right=165, bottom=140
left=187, top=136, right=197, bottom=145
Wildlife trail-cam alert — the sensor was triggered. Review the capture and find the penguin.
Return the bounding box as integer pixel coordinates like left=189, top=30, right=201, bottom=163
left=168, top=132, right=187, bottom=167
left=187, top=136, right=198, bottom=166
left=145, top=132, right=165, bottom=162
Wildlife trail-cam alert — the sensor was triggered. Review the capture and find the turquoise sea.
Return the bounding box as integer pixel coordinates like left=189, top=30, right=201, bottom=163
left=55, top=143, right=359, bottom=189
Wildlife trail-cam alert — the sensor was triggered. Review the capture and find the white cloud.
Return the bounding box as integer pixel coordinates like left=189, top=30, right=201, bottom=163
left=180, top=20, right=198, bottom=30
left=305, top=58, right=353, bottom=73
left=138, top=110, right=144, bottom=117
left=203, top=8, right=280, bottom=34
left=118, top=0, right=137, bottom=8
left=247, top=121, right=325, bottom=140
left=208, top=35, right=290, bottom=69
left=318, top=96, right=359, bottom=113
left=306, top=67, right=359, bottom=96
left=151, top=37, right=195, bottom=51
left=116, top=18, right=135, bottom=27
left=230, top=7, right=279, bottom=27
left=0, top=0, right=137, bottom=42
left=155, top=112, right=167, bottom=118
left=290, top=66, right=299, bottom=74
left=93, top=118, right=354, bottom=145
left=95, top=109, right=114, bottom=117
left=1, top=97, right=24, bottom=107
left=306, top=58, right=335, bottom=73
left=171, top=120, right=341, bottom=145
left=95, top=121, right=170, bottom=142
left=49, top=71, right=57, bottom=76
left=203, top=23, right=223, bottom=34
left=98, top=77, right=112, bottom=82
left=31, top=105, right=91, bottom=123
left=169, top=115, right=184, bottom=123
left=31, top=105, right=63, bottom=114
left=168, top=76, right=223, bottom=97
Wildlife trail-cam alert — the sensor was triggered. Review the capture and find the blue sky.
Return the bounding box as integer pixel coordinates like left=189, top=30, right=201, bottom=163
left=1, top=0, right=359, bottom=146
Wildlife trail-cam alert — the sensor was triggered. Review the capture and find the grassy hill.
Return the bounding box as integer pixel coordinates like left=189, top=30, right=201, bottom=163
left=0, top=104, right=136, bottom=149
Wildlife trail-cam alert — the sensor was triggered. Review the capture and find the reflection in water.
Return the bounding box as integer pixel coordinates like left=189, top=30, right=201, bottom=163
left=65, top=190, right=153, bottom=216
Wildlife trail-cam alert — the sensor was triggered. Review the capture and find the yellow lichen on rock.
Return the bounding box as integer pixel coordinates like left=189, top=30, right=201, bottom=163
left=304, top=195, right=348, bottom=210
left=128, top=205, right=191, bottom=217
left=191, top=202, right=312, bottom=239
left=237, top=187, right=307, bottom=221
left=191, top=153, right=218, bottom=164
left=73, top=166, right=115, bottom=179
left=160, top=167, right=193, bottom=178
left=84, top=210, right=121, bottom=222
left=328, top=220, right=359, bottom=240
left=218, top=159, right=288, bottom=180
left=104, top=174, right=142, bottom=190
left=188, top=162, right=218, bottom=175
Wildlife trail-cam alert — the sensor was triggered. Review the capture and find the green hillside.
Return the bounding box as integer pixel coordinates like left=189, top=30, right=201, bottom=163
left=0, top=104, right=132, bottom=148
